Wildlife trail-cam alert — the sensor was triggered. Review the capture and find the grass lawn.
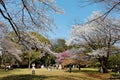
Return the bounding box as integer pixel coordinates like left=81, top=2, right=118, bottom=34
left=0, top=68, right=110, bottom=80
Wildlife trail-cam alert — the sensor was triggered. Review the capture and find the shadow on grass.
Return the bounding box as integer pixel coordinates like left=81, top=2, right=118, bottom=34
left=0, top=74, right=90, bottom=80
left=65, top=69, right=110, bottom=80
left=0, top=74, right=47, bottom=80
left=65, top=69, right=98, bottom=73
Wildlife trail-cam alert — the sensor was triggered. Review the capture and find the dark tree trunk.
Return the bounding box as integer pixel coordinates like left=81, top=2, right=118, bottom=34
left=0, top=56, right=2, bottom=68
left=98, top=57, right=108, bottom=73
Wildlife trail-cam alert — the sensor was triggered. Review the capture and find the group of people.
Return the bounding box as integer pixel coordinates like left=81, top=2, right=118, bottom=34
left=31, top=63, right=81, bottom=74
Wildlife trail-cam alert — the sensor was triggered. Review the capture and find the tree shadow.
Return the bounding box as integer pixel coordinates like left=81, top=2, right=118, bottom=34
left=65, top=69, right=110, bottom=80
left=0, top=74, right=88, bottom=80
left=0, top=74, right=47, bottom=80
left=65, top=69, right=98, bottom=73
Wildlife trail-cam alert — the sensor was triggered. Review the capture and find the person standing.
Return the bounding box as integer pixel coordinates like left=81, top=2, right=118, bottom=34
left=58, top=64, right=62, bottom=70
left=32, top=64, right=35, bottom=74
left=78, top=64, right=81, bottom=71
left=69, top=63, right=73, bottom=73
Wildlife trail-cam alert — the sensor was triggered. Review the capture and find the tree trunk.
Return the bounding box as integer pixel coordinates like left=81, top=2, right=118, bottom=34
left=28, top=56, right=31, bottom=68
left=28, top=51, right=32, bottom=68
left=98, top=57, right=108, bottom=73
left=101, top=61, right=108, bottom=73
left=0, top=56, right=2, bottom=68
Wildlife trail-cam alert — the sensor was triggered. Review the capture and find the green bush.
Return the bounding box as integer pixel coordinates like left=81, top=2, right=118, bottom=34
left=90, top=61, right=100, bottom=68
left=107, top=54, right=120, bottom=69
left=0, top=65, right=5, bottom=69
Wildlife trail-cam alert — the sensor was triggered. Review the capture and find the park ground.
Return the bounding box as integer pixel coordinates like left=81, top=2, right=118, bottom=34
left=0, top=68, right=110, bottom=80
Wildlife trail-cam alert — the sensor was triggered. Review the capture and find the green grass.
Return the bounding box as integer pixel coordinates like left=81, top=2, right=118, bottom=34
left=0, top=68, right=110, bottom=80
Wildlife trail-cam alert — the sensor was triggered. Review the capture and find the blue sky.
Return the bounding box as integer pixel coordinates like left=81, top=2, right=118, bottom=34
left=48, top=0, right=101, bottom=40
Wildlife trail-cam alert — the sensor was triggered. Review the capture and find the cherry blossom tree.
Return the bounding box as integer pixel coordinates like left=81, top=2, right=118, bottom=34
left=55, top=50, right=70, bottom=63
left=1, top=39, right=22, bottom=66
left=0, top=0, right=63, bottom=56
left=0, top=0, right=62, bottom=67
left=80, top=0, right=120, bottom=20
left=0, top=0, right=63, bottom=38
left=67, top=11, right=120, bottom=73
left=16, top=32, right=57, bottom=68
